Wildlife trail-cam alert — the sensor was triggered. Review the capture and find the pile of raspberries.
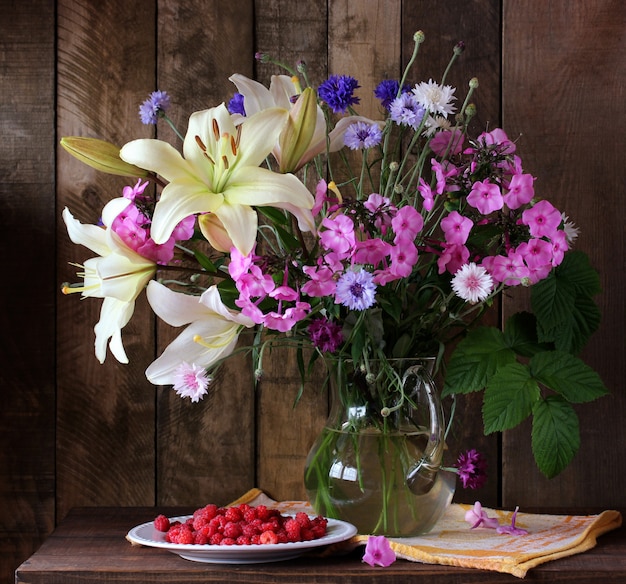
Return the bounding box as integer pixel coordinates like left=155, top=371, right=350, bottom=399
left=153, top=503, right=328, bottom=546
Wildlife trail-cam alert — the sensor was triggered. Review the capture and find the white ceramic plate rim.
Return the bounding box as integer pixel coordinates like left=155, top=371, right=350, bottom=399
left=127, top=514, right=358, bottom=564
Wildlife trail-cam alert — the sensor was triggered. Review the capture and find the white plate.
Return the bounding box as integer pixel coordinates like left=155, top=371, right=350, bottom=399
left=127, top=514, right=358, bottom=564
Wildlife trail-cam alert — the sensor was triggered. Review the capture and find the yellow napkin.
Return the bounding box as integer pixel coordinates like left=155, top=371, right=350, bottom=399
left=231, top=488, right=622, bottom=578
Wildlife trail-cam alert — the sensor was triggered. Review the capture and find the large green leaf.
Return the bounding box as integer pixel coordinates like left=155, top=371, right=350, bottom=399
left=443, top=327, right=516, bottom=396
left=532, top=396, right=580, bottom=478
left=503, top=312, right=552, bottom=357
left=531, top=273, right=576, bottom=332
left=529, top=351, right=608, bottom=403
left=557, top=250, right=602, bottom=296
left=482, top=362, right=540, bottom=433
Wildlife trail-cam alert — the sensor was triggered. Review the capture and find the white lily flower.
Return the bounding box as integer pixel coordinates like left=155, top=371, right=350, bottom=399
left=145, top=281, right=255, bottom=385
left=62, top=203, right=157, bottom=364
left=120, top=103, right=315, bottom=256
left=230, top=73, right=368, bottom=172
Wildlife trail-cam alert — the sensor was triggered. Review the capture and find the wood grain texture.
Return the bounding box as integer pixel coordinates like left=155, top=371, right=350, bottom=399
left=501, top=0, right=626, bottom=507
left=56, top=0, right=157, bottom=520
left=0, top=1, right=56, bottom=581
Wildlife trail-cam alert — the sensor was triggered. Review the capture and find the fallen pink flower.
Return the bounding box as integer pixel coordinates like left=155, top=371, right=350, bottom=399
left=496, top=506, right=528, bottom=536
left=464, top=501, right=500, bottom=529
left=362, top=535, right=396, bottom=567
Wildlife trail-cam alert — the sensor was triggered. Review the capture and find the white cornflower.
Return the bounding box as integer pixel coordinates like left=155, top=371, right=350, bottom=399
left=561, top=214, right=580, bottom=244
left=412, top=79, right=456, bottom=117
left=451, top=263, right=494, bottom=304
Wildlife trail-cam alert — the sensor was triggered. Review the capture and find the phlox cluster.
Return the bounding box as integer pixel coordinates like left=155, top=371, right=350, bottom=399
left=110, top=179, right=195, bottom=264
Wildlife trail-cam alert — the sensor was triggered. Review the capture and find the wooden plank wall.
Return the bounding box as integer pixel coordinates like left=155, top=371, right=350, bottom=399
left=1, top=0, right=624, bottom=581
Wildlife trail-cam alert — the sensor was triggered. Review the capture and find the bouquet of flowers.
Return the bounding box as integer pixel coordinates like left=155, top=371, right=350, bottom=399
left=61, top=31, right=606, bottom=482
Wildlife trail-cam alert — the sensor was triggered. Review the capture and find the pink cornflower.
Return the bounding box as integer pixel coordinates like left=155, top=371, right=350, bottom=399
left=173, top=362, right=211, bottom=403
left=451, top=263, right=494, bottom=304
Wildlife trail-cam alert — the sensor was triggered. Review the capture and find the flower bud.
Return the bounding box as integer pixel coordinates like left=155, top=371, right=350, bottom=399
left=413, top=31, right=425, bottom=44
left=61, top=137, right=148, bottom=177
left=454, top=41, right=466, bottom=55
left=469, top=77, right=479, bottom=89
left=278, top=87, right=318, bottom=173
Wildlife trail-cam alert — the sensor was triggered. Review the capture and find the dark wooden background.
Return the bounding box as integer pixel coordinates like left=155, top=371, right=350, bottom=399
left=2, top=0, right=624, bottom=581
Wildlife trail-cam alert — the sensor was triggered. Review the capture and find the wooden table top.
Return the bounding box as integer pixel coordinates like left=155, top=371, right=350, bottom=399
left=15, top=506, right=626, bottom=583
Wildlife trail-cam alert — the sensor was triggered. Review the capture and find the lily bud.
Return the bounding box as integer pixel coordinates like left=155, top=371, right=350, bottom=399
left=60, top=137, right=148, bottom=177
left=278, top=87, right=318, bottom=173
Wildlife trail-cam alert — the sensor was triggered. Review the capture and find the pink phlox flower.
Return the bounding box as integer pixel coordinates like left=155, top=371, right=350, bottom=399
left=391, top=205, right=423, bottom=243
left=262, top=302, right=311, bottom=332
left=269, top=285, right=299, bottom=302
left=235, top=296, right=265, bottom=325
left=354, top=237, right=392, bottom=266
left=228, top=247, right=255, bottom=281
left=430, top=128, right=464, bottom=156
left=418, top=177, right=435, bottom=211
left=236, top=264, right=275, bottom=298
left=489, top=251, right=531, bottom=286
left=308, top=317, right=344, bottom=353
left=320, top=214, right=355, bottom=256
left=432, top=158, right=460, bottom=195
left=389, top=242, right=418, bottom=278
left=496, top=507, right=528, bottom=536
left=312, top=179, right=341, bottom=216
left=467, top=179, right=504, bottom=215
left=373, top=266, right=398, bottom=286
left=364, top=193, right=395, bottom=231
left=477, top=128, right=516, bottom=155
left=464, top=501, right=500, bottom=530
left=301, top=264, right=337, bottom=297
left=441, top=211, right=473, bottom=245
left=171, top=214, right=196, bottom=241
left=550, top=229, right=569, bottom=267
left=122, top=178, right=149, bottom=201
left=173, top=362, right=211, bottom=403
left=137, top=237, right=176, bottom=265
left=516, top=238, right=553, bottom=269
left=521, top=199, right=562, bottom=239
left=437, top=243, right=470, bottom=275
left=504, top=173, right=535, bottom=209
left=362, top=535, right=396, bottom=567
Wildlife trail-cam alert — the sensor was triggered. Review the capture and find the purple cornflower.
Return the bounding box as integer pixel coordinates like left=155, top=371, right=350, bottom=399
left=389, top=92, right=425, bottom=129
left=227, top=92, right=246, bottom=116
left=308, top=317, right=344, bottom=353
left=139, top=90, right=171, bottom=125
left=456, top=449, right=488, bottom=490
left=318, top=75, right=360, bottom=114
left=344, top=121, right=383, bottom=150
left=374, top=79, right=410, bottom=110
left=335, top=268, right=376, bottom=311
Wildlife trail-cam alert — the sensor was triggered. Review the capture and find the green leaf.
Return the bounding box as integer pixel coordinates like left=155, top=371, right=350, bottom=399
left=257, top=206, right=289, bottom=225
left=531, top=396, right=580, bottom=478
left=482, top=362, right=540, bottom=433
left=529, top=351, right=608, bottom=403
left=273, top=224, right=301, bottom=251
left=193, top=250, right=217, bottom=273
left=532, top=251, right=602, bottom=353
left=442, top=327, right=515, bottom=396
left=503, top=312, right=552, bottom=357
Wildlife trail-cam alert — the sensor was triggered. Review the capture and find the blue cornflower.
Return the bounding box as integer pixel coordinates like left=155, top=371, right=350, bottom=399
left=335, top=268, right=377, bottom=311
left=388, top=93, right=425, bottom=129
left=227, top=92, right=246, bottom=116
left=318, top=75, right=360, bottom=114
left=139, top=90, right=171, bottom=125
left=374, top=79, right=410, bottom=110
left=344, top=121, right=382, bottom=150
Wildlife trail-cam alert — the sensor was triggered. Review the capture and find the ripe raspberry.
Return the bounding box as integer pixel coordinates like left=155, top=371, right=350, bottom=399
left=209, top=533, right=223, bottom=545
left=236, top=535, right=252, bottom=546
left=284, top=518, right=301, bottom=542
left=243, top=508, right=257, bottom=523
left=153, top=514, right=170, bottom=532
left=176, top=527, right=195, bottom=544
left=225, top=507, right=243, bottom=522
left=223, top=521, right=242, bottom=539
left=295, top=512, right=312, bottom=528
left=255, top=505, right=271, bottom=521
left=194, top=532, right=209, bottom=545
left=220, top=537, right=236, bottom=546
left=259, top=530, right=279, bottom=544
